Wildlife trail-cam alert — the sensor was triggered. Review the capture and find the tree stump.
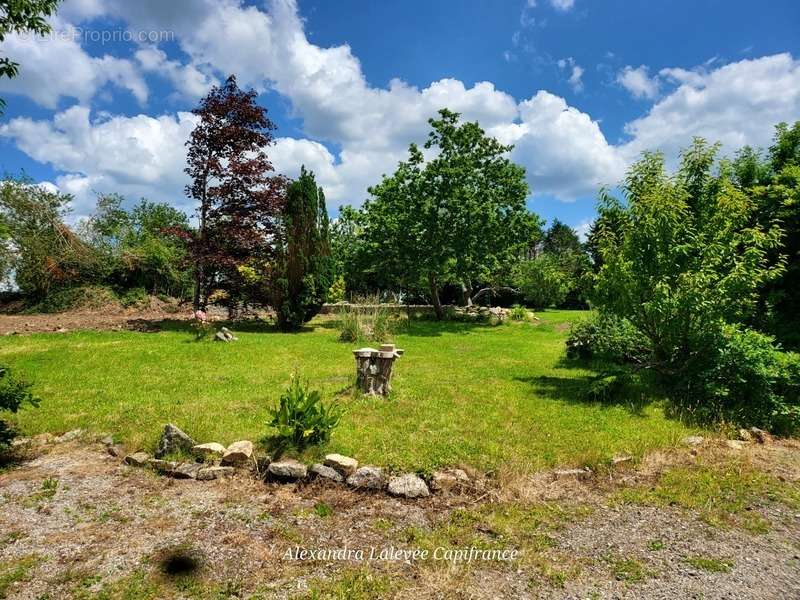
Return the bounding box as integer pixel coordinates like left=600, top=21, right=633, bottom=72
left=354, top=344, right=403, bottom=395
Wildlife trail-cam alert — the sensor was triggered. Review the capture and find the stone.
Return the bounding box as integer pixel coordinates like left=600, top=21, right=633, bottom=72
left=220, top=327, right=238, bottom=341
left=726, top=440, right=745, bottom=450
left=55, top=429, right=84, bottom=443
left=749, top=427, right=769, bottom=444
left=430, top=469, right=469, bottom=492
left=309, top=463, right=344, bottom=483
left=221, top=440, right=254, bottom=466
left=387, top=474, right=430, bottom=498
left=324, top=453, right=358, bottom=476
left=214, top=331, right=230, bottom=342
left=197, top=466, right=236, bottom=481
left=191, top=442, right=227, bottom=459
left=554, top=468, right=592, bottom=481
left=612, top=454, right=634, bottom=466
left=169, top=462, right=202, bottom=479
left=737, top=429, right=753, bottom=442
left=100, top=435, right=115, bottom=446
left=124, top=452, right=150, bottom=467
left=155, top=424, right=195, bottom=458
left=346, top=466, right=384, bottom=490
left=147, top=458, right=178, bottom=473
left=682, top=435, right=704, bottom=446
left=268, top=458, right=307, bottom=480
left=107, top=444, right=126, bottom=458
left=31, top=433, right=54, bottom=446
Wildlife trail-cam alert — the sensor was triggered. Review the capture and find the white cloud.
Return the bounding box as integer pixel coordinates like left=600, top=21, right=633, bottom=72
left=616, top=65, right=660, bottom=99
left=622, top=53, right=800, bottom=162
left=549, top=0, right=576, bottom=11
left=2, top=0, right=799, bottom=220
left=0, top=23, right=147, bottom=108
left=558, top=57, right=584, bottom=92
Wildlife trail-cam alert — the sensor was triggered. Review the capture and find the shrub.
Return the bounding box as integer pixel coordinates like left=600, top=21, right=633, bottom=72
left=328, top=276, right=346, bottom=303
left=118, top=286, right=148, bottom=308
left=336, top=300, right=396, bottom=343
left=338, top=309, right=362, bottom=343
left=566, top=312, right=649, bottom=364
left=0, top=364, right=39, bottom=448
left=674, top=326, right=800, bottom=433
left=266, top=376, right=342, bottom=452
left=27, top=285, right=118, bottom=314
left=508, top=304, right=530, bottom=322
left=514, top=255, right=569, bottom=309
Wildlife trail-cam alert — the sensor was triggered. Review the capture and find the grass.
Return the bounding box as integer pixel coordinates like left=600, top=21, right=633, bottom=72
left=0, top=310, right=698, bottom=472
left=615, top=458, right=800, bottom=533
left=684, top=556, right=734, bottom=573
left=0, top=555, right=42, bottom=598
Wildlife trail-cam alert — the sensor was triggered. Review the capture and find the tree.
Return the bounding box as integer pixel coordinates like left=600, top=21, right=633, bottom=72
left=184, top=75, right=285, bottom=311
left=82, top=194, right=192, bottom=297
left=514, top=254, right=569, bottom=309
left=591, top=139, right=797, bottom=429
left=269, top=167, right=334, bottom=330
left=362, top=109, right=534, bottom=318
left=0, top=0, right=60, bottom=113
left=0, top=176, right=100, bottom=298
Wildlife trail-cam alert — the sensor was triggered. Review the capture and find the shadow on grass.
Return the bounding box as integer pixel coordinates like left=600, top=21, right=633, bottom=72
left=515, top=356, right=658, bottom=417
left=127, top=318, right=321, bottom=336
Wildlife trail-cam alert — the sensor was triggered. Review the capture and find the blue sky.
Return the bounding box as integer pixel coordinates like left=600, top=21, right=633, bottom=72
left=1, top=0, right=799, bottom=236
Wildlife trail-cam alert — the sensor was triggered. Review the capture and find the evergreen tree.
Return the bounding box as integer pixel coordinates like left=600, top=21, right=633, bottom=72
left=271, top=167, right=334, bottom=330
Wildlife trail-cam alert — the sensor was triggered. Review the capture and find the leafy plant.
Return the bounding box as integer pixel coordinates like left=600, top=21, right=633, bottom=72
left=328, top=275, right=346, bottom=303
left=266, top=375, right=342, bottom=452
left=508, top=304, right=530, bottom=322
left=0, top=364, right=40, bottom=449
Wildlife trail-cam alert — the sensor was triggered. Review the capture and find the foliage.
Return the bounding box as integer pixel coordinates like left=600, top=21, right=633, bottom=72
left=266, top=375, right=342, bottom=452
left=514, top=254, right=569, bottom=309
left=591, top=139, right=795, bottom=431
left=566, top=312, right=649, bottom=365
left=82, top=195, right=192, bottom=298
left=0, top=0, right=60, bottom=113
left=359, top=108, right=536, bottom=318
left=327, top=275, right=346, bottom=303
left=0, top=176, right=102, bottom=298
left=184, top=75, right=285, bottom=311
left=25, top=284, right=117, bottom=313
left=508, top=304, right=530, bottom=322
left=269, top=167, right=334, bottom=330
left=0, top=363, right=39, bottom=448
left=336, top=300, right=396, bottom=343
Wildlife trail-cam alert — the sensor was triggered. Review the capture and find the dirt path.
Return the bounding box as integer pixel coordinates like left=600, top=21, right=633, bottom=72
left=0, top=440, right=798, bottom=599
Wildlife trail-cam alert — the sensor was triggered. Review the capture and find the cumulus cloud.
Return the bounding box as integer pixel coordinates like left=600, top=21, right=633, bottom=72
left=558, top=57, right=585, bottom=92
left=549, top=0, right=576, bottom=11
left=2, top=0, right=799, bottom=218
left=0, top=23, right=147, bottom=108
left=621, top=53, right=800, bottom=162
left=616, top=65, right=660, bottom=99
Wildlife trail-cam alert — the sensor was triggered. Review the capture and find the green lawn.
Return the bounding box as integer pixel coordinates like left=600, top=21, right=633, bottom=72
left=0, top=310, right=698, bottom=473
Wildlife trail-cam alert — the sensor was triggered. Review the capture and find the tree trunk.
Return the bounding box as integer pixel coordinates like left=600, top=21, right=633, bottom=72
left=460, top=280, right=473, bottom=307
left=193, top=171, right=209, bottom=312
left=428, top=272, right=444, bottom=320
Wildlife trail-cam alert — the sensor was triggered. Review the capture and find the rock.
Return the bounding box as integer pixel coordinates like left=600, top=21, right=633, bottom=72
left=346, top=466, right=384, bottom=490
left=9, top=437, right=31, bottom=448
left=100, top=435, right=115, bottom=446
left=107, top=444, right=126, bottom=458
left=220, top=327, right=238, bottom=341
left=221, top=440, right=254, bottom=466
left=214, top=331, right=230, bottom=342
left=169, top=462, right=203, bottom=479
left=726, top=440, right=745, bottom=450
left=682, top=435, right=704, bottom=446
left=55, top=429, right=84, bottom=443
left=612, top=454, right=634, bottom=466
left=31, top=433, right=54, bottom=446
left=388, top=474, right=430, bottom=498
left=124, top=452, right=150, bottom=467
left=147, top=458, right=178, bottom=473
left=324, top=453, right=358, bottom=476
left=737, top=429, right=753, bottom=442
left=309, top=463, right=344, bottom=483
left=430, top=469, right=469, bottom=492
left=268, top=458, right=307, bottom=480
left=554, top=468, right=592, bottom=481
left=197, top=466, right=236, bottom=481
left=191, top=442, right=227, bottom=459
left=749, top=427, right=770, bottom=444
left=155, top=424, right=195, bottom=458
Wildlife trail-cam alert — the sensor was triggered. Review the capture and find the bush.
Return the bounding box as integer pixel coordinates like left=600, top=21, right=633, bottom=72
left=514, top=255, right=569, bottom=309
left=328, top=276, right=346, bottom=303
left=674, top=326, right=800, bottom=433
left=566, top=312, right=649, bottom=364
left=26, top=285, right=118, bottom=314
left=508, top=304, right=530, bottom=322
left=336, top=300, right=396, bottom=343
left=266, top=376, right=342, bottom=452
left=0, top=364, right=39, bottom=448
left=118, top=286, right=148, bottom=308
left=338, top=309, right=362, bottom=343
